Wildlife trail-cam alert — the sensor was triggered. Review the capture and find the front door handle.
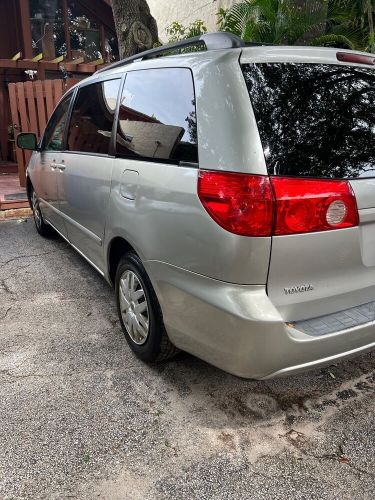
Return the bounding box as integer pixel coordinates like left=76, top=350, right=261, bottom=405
left=55, top=164, right=66, bottom=172
left=50, top=162, right=57, bottom=171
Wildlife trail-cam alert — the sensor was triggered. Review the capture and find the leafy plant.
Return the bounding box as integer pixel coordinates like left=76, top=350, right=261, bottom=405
left=166, top=1, right=375, bottom=53
left=217, top=0, right=374, bottom=51
left=331, top=0, right=375, bottom=52
left=166, top=20, right=207, bottom=43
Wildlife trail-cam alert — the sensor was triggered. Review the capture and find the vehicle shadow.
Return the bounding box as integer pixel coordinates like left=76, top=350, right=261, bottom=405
left=149, top=348, right=375, bottom=428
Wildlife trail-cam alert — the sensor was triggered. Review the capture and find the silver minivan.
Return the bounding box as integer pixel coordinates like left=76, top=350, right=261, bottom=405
left=18, top=33, right=375, bottom=379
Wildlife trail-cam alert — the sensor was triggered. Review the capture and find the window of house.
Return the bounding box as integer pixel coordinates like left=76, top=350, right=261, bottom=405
left=116, top=68, right=198, bottom=164
left=43, top=93, right=72, bottom=151
left=29, top=1, right=119, bottom=63
left=67, top=79, right=121, bottom=154
left=68, top=1, right=101, bottom=62
left=29, top=0, right=66, bottom=58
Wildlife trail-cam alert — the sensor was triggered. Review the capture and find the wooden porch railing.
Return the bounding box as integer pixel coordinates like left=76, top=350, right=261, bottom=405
left=8, top=78, right=80, bottom=187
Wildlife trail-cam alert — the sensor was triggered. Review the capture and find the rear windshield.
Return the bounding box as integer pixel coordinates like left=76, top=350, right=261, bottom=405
left=242, top=63, right=375, bottom=178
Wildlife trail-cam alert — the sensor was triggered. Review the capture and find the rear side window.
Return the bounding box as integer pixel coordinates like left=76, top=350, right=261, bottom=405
left=242, top=63, right=375, bottom=178
left=116, top=68, right=198, bottom=163
left=67, top=79, right=121, bottom=154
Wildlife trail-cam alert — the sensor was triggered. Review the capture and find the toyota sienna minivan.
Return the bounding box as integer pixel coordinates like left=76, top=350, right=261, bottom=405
left=17, top=33, right=375, bottom=379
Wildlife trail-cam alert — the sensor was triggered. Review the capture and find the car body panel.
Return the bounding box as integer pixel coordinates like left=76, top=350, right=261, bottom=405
left=105, top=159, right=271, bottom=284
left=146, top=260, right=375, bottom=379
left=57, top=152, right=114, bottom=271
left=241, top=55, right=375, bottom=325
left=31, top=150, right=68, bottom=237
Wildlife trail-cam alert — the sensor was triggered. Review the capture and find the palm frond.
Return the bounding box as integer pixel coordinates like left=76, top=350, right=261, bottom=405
left=216, top=0, right=375, bottom=51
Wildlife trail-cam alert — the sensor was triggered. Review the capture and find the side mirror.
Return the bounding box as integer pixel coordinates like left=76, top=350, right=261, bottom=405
left=16, top=132, right=38, bottom=151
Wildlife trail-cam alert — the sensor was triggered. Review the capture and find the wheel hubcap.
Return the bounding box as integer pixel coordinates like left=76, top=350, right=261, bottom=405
left=119, top=270, right=149, bottom=345
left=32, top=192, right=42, bottom=228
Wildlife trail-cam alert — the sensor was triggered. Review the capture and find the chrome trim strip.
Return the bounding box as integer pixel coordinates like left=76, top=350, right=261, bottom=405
left=39, top=197, right=102, bottom=246
left=43, top=217, right=67, bottom=241
left=44, top=219, right=105, bottom=277
left=69, top=242, right=105, bottom=277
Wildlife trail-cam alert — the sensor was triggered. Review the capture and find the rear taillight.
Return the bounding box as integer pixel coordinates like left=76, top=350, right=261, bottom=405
left=271, top=177, right=359, bottom=235
left=198, top=171, right=359, bottom=237
left=197, top=171, right=274, bottom=236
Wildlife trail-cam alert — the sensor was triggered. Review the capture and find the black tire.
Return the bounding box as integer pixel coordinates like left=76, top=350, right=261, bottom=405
left=31, top=188, right=54, bottom=237
left=115, top=252, right=178, bottom=362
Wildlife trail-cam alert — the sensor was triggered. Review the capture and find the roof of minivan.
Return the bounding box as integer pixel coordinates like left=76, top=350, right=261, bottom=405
left=74, top=35, right=374, bottom=90
left=240, top=44, right=375, bottom=66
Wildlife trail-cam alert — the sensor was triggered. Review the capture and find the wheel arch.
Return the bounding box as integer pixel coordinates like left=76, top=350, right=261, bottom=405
left=107, top=236, right=138, bottom=287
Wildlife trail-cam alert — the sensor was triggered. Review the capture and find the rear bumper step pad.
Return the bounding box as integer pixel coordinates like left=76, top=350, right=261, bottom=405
left=294, top=300, right=375, bottom=336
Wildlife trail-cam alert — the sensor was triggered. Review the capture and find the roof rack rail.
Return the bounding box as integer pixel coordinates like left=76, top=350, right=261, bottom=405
left=96, top=32, right=245, bottom=74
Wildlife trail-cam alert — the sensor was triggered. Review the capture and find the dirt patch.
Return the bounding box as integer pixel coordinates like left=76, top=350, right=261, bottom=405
left=0, top=208, right=31, bottom=219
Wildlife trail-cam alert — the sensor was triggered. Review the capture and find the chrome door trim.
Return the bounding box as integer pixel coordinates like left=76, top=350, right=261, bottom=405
left=44, top=218, right=105, bottom=277
left=39, top=197, right=102, bottom=246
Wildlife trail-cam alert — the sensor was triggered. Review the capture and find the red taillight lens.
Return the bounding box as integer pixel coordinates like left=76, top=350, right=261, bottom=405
left=271, top=177, right=359, bottom=235
left=198, top=171, right=274, bottom=236
left=198, top=171, right=359, bottom=237
left=337, top=51, right=375, bottom=66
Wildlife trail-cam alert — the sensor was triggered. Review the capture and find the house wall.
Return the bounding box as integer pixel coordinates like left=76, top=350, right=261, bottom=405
left=0, top=0, right=24, bottom=59
left=147, top=0, right=237, bottom=40
left=0, top=0, right=115, bottom=163
left=0, top=0, right=25, bottom=161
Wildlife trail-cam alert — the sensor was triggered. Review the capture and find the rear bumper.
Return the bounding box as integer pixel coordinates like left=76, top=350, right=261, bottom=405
left=147, top=261, right=375, bottom=379
left=260, top=337, right=375, bottom=379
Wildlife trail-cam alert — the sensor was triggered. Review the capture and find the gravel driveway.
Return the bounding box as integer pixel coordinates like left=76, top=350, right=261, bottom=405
left=0, top=217, right=374, bottom=499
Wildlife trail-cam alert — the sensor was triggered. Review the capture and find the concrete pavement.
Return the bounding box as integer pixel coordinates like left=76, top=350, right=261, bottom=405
left=0, top=217, right=374, bottom=499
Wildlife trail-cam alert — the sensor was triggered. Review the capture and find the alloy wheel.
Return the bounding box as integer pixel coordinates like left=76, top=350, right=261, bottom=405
left=32, top=191, right=42, bottom=229
left=119, top=270, right=150, bottom=345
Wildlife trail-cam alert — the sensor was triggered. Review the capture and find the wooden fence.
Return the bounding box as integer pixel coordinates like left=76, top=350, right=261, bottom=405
left=8, top=79, right=80, bottom=187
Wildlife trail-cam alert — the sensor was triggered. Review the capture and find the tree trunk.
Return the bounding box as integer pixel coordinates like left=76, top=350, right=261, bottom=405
left=111, top=0, right=159, bottom=59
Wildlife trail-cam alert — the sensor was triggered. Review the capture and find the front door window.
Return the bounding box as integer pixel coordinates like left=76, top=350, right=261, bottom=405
left=67, top=79, right=121, bottom=154
left=43, top=94, right=72, bottom=151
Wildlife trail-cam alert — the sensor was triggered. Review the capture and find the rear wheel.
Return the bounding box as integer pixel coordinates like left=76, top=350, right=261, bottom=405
left=31, top=189, right=53, bottom=237
left=115, top=253, right=178, bottom=362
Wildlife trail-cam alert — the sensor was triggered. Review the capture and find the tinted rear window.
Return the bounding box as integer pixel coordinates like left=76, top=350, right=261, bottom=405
left=242, top=63, right=375, bottom=178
